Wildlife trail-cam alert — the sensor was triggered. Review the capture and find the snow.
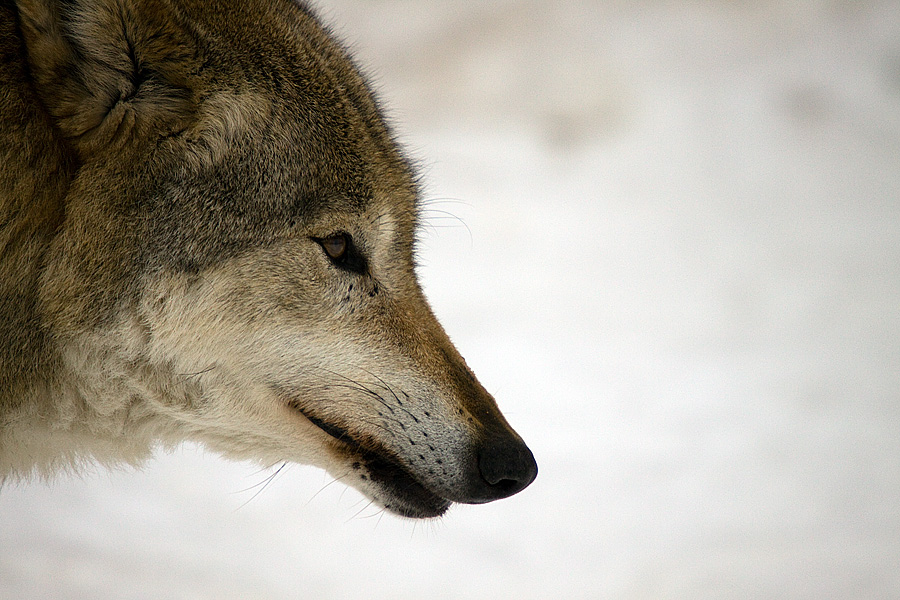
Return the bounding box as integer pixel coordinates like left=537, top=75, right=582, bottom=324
left=3, top=1, right=900, bottom=598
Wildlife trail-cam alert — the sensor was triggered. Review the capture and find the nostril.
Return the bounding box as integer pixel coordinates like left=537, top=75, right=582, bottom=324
left=493, top=478, right=521, bottom=495
left=476, top=439, right=538, bottom=500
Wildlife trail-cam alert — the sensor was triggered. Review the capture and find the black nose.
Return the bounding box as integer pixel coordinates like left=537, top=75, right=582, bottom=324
left=472, top=437, right=538, bottom=502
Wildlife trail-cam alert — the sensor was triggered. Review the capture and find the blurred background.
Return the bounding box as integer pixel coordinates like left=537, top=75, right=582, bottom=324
left=3, top=0, right=900, bottom=598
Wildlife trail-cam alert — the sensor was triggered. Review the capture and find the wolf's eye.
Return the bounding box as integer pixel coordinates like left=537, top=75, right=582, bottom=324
left=320, top=234, right=348, bottom=260
left=315, top=233, right=368, bottom=274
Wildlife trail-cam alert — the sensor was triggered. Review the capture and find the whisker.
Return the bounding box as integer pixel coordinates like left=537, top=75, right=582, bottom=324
left=418, top=207, right=473, bottom=244
left=420, top=197, right=473, bottom=208
left=357, top=368, right=421, bottom=425
left=306, top=473, right=348, bottom=506
left=233, top=460, right=285, bottom=493
left=357, top=506, right=387, bottom=521
left=233, top=461, right=287, bottom=511
left=346, top=500, right=375, bottom=523
left=313, top=367, right=397, bottom=416
left=307, top=366, right=428, bottom=440
left=321, top=382, right=394, bottom=413
left=176, top=364, right=216, bottom=380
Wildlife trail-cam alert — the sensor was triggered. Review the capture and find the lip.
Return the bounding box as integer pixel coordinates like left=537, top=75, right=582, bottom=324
left=286, top=398, right=451, bottom=518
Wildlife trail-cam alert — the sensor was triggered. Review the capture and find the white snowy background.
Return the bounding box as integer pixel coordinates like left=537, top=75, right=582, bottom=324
left=3, top=1, right=900, bottom=598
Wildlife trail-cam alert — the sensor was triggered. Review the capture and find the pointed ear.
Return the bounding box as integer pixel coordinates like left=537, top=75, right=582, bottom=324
left=15, top=0, right=196, bottom=156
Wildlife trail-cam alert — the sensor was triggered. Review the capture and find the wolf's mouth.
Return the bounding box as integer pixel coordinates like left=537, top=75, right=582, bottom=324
left=286, top=399, right=451, bottom=518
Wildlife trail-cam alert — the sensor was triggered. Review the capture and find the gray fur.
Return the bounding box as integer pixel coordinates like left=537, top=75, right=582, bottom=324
left=0, top=0, right=535, bottom=518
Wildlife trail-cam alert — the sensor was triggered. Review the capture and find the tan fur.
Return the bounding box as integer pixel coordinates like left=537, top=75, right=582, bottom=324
left=0, top=0, right=535, bottom=518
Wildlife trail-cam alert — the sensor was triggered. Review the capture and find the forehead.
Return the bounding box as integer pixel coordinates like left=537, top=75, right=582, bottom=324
left=265, top=98, right=420, bottom=239
left=188, top=0, right=410, bottom=180
left=144, top=0, right=422, bottom=255
left=142, top=77, right=420, bottom=272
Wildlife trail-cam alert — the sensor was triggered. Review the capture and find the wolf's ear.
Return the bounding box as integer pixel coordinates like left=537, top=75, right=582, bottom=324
left=15, top=0, right=196, bottom=156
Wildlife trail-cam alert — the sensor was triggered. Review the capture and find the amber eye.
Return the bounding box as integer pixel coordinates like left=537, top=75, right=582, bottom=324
left=320, top=234, right=348, bottom=260
left=315, top=232, right=368, bottom=274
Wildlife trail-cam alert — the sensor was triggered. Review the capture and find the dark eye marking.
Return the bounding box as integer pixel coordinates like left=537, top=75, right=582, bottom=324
left=314, top=232, right=368, bottom=274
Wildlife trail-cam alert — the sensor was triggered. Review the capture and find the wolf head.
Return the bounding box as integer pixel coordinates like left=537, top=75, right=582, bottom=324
left=10, top=0, right=536, bottom=517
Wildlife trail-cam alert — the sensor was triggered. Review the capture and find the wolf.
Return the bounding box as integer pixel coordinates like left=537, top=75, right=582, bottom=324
left=0, top=0, right=536, bottom=518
